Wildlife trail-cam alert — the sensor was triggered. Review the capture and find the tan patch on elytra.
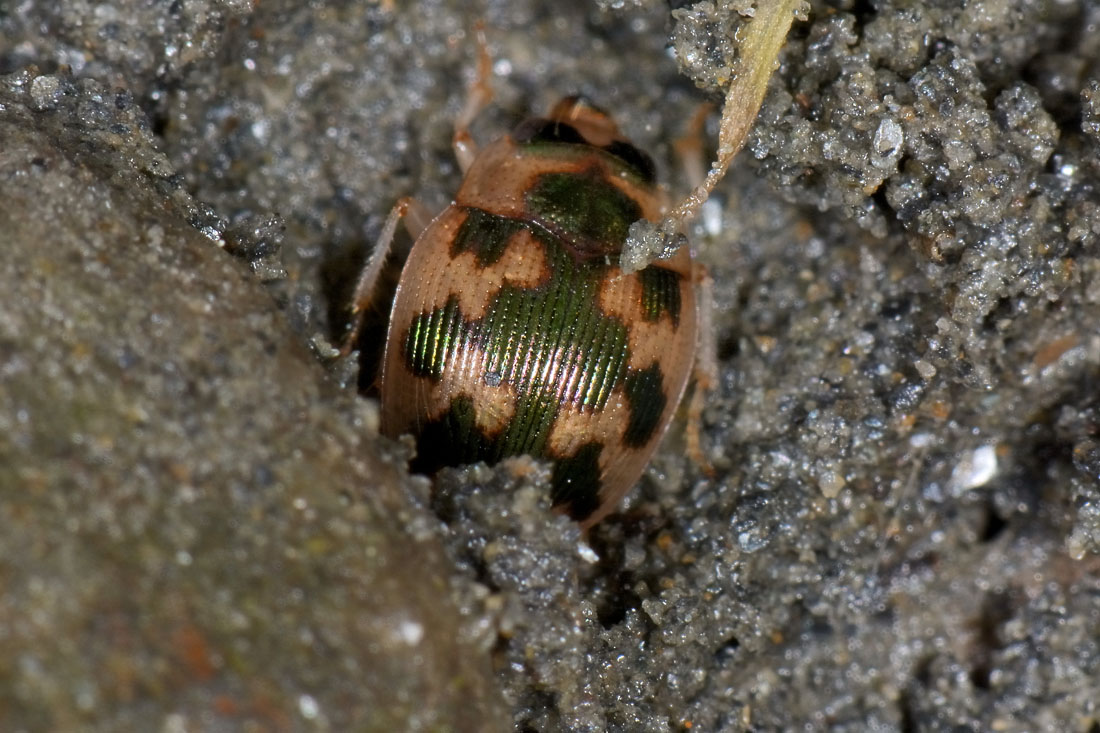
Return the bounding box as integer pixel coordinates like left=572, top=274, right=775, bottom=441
left=445, top=226, right=551, bottom=321
left=389, top=209, right=552, bottom=323
left=391, top=330, right=520, bottom=439
left=546, top=396, right=631, bottom=459
left=546, top=385, right=670, bottom=521
left=385, top=341, right=519, bottom=440
left=598, top=270, right=687, bottom=372
left=438, top=340, right=518, bottom=437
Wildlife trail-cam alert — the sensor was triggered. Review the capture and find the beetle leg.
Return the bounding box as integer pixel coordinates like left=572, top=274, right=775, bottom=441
left=673, top=102, right=714, bottom=191
left=452, top=23, right=493, bottom=173
left=673, top=106, right=719, bottom=473
left=402, top=197, right=434, bottom=240
left=686, top=263, right=717, bottom=474
left=341, top=196, right=415, bottom=355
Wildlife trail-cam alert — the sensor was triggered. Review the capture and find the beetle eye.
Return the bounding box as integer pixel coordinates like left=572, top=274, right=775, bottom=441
left=602, top=140, right=657, bottom=185
left=513, top=118, right=587, bottom=145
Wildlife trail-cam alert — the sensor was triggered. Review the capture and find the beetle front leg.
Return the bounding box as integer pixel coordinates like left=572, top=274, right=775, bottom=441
left=341, top=196, right=431, bottom=356
left=451, top=23, right=493, bottom=173
left=673, top=102, right=714, bottom=193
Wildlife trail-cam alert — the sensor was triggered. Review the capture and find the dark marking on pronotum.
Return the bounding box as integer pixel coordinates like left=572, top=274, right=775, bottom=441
left=525, top=170, right=642, bottom=255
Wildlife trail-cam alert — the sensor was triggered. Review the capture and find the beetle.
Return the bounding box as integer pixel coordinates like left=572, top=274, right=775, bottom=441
left=345, top=65, right=698, bottom=528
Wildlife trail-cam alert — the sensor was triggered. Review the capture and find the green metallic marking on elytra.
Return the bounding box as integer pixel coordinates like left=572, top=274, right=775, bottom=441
left=622, top=362, right=667, bottom=448
left=496, top=389, right=558, bottom=458
left=452, top=207, right=524, bottom=267
left=638, top=266, right=682, bottom=325
left=525, top=171, right=642, bottom=255
left=480, top=231, right=629, bottom=412
left=550, top=441, right=604, bottom=520
left=403, top=295, right=464, bottom=381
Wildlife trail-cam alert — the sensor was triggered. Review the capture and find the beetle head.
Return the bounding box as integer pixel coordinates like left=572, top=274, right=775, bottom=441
left=512, top=96, right=657, bottom=185
left=547, top=96, right=623, bottom=147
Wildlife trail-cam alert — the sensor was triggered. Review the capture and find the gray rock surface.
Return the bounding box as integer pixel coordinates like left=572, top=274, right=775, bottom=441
left=0, top=71, right=504, bottom=731
left=2, top=0, right=1099, bottom=730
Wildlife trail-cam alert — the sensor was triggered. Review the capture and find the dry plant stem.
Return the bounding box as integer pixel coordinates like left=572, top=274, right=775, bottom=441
left=661, top=0, right=801, bottom=232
